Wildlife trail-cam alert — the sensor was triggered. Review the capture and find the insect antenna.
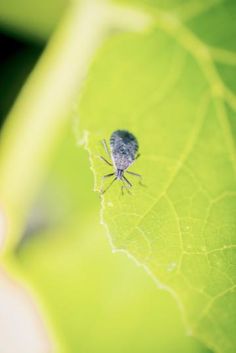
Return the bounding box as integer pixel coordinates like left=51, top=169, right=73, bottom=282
left=122, top=175, right=132, bottom=188
left=100, top=177, right=117, bottom=194
left=121, top=179, right=132, bottom=195
left=100, top=172, right=115, bottom=193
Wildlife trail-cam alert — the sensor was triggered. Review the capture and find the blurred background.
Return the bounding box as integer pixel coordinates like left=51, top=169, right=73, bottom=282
left=0, top=1, right=214, bottom=353
left=0, top=0, right=69, bottom=124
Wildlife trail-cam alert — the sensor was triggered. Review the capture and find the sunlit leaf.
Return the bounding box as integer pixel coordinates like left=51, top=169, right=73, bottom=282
left=78, top=1, right=236, bottom=352
left=16, top=133, right=209, bottom=353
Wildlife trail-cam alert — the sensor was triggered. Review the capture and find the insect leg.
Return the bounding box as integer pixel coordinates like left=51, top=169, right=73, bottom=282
left=101, top=139, right=111, bottom=159
left=102, top=173, right=115, bottom=179
left=100, top=172, right=115, bottom=193
left=135, top=153, right=141, bottom=160
left=126, top=171, right=145, bottom=187
left=99, top=155, right=113, bottom=166
left=126, top=171, right=142, bottom=178
left=100, top=176, right=117, bottom=194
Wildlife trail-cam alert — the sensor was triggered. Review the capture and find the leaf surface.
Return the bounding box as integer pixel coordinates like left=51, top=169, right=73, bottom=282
left=78, top=1, right=236, bottom=352
left=16, top=132, right=209, bottom=353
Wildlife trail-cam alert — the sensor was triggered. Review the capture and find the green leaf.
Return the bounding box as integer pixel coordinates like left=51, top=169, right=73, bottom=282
left=17, top=215, right=210, bottom=353
left=78, top=2, right=236, bottom=352
left=14, top=131, right=209, bottom=353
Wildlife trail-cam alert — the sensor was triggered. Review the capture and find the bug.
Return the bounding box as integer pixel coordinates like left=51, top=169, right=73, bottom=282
left=99, top=130, right=142, bottom=194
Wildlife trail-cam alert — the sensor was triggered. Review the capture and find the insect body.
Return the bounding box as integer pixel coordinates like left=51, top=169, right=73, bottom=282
left=100, top=130, right=142, bottom=194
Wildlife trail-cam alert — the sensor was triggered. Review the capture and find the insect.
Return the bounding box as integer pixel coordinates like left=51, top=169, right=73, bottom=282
left=99, top=130, right=142, bottom=194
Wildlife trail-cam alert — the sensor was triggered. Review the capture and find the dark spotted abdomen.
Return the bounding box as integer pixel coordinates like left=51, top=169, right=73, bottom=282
left=110, top=130, right=138, bottom=170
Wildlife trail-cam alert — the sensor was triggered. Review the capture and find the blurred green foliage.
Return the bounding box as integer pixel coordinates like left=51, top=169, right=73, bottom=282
left=0, top=32, right=42, bottom=123
left=0, top=0, right=235, bottom=353
left=0, top=0, right=69, bottom=41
